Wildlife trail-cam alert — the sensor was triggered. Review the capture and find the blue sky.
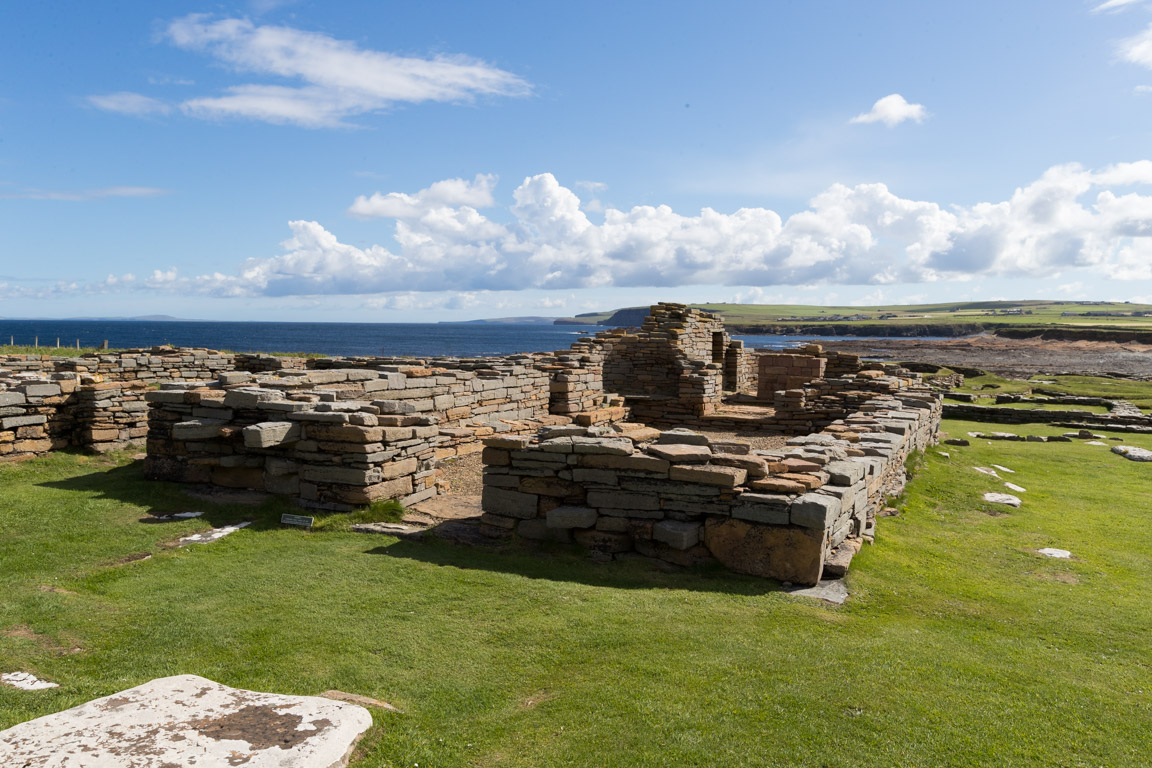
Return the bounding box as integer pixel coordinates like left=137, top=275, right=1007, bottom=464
left=4, top=0, right=1152, bottom=321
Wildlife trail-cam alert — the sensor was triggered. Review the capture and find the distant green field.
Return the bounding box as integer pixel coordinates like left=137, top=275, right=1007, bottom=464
left=566, top=300, right=1152, bottom=333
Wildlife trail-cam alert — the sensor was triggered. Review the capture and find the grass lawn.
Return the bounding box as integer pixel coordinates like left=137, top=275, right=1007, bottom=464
left=2, top=429, right=1152, bottom=767
left=986, top=402, right=1112, bottom=414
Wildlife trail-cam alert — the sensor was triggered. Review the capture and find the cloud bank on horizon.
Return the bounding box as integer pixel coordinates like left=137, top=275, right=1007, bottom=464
left=20, top=162, right=1151, bottom=300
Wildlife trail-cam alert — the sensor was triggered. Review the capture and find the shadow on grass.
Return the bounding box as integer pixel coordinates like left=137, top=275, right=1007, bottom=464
left=365, top=536, right=780, bottom=596
left=36, top=459, right=293, bottom=532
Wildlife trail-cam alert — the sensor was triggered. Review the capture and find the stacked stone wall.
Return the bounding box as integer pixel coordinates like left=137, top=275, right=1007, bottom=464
left=481, top=385, right=941, bottom=583
left=756, top=353, right=827, bottom=399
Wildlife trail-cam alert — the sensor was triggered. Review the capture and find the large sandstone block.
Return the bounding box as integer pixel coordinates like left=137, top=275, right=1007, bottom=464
left=704, top=518, right=825, bottom=585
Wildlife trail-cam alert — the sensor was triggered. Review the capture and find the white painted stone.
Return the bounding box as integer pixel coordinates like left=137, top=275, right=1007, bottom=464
left=1086, top=441, right=1108, bottom=446
left=178, top=521, right=250, bottom=545
left=1, top=672, right=58, bottom=691
left=937, top=451, right=950, bottom=458
left=0, top=674, right=372, bottom=767
left=983, top=492, right=1021, bottom=508
left=973, top=466, right=1001, bottom=478
left=1038, top=547, right=1072, bottom=559
left=1004, top=482, right=1027, bottom=493
left=991, top=464, right=1015, bottom=474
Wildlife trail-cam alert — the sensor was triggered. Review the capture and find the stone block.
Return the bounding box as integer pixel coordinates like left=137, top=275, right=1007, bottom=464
left=825, top=460, right=866, bottom=486
left=571, top=436, right=634, bottom=455
left=1, top=415, right=47, bottom=430
left=656, top=429, right=711, bottom=446
left=749, top=477, right=806, bottom=495
left=519, top=476, right=584, bottom=498
left=653, top=520, right=701, bottom=550
left=646, top=444, right=711, bottom=463
left=731, top=492, right=791, bottom=525
left=578, top=454, right=670, bottom=474
left=0, top=392, right=27, bottom=407
left=668, top=464, right=747, bottom=488
left=171, top=419, right=227, bottom=440
left=301, top=466, right=381, bottom=486
left=481, top=486, right=539, bottom=519
left=704, top=518, right=825, bottom=585
left=242, top=421, right=301, bottom=449
left=586, top=490, right=660, bottom=510
left=791, top=493, right=841, bottom=530
left=547, top=506, right=598, bottom=529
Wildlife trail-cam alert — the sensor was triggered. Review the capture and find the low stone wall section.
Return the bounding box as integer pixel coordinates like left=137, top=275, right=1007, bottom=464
left=480, top=386, right=941, bottom=584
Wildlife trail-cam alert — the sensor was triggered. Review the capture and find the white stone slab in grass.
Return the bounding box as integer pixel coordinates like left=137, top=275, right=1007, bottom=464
left=178, top=521, right=250, bottom=545
left=1111, top=445, right=1152, bottom=462
left=785, top=579, right=848, bottom=604
left=937, top=450, right=950, bottom=458
left=1, top=672, right=58, bottom=691
left=1004, top=482, right=1027, bottom=493
left=1086, top=440, right=1107, bottom=446
left=983, top=492, right=1021, bottom=508
left=973, top=466, right=1001, bottom=478
left=0, top=674, right=372, bottom=767
left=991, top=464, right=1015, bottom=474
left=1038, top=548, right=1072, bottom=559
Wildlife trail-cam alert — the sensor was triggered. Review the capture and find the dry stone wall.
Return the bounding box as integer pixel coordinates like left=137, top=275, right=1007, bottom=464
left=480, top=383, right=942, bottom=583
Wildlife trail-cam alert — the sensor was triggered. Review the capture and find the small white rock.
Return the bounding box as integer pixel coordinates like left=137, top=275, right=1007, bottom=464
left=1004, top=482, right=1027, bottom=493
left=1038, top=547, right=1072, bottom=559
left=1, top=672, right=58, bottom=690
left=973, top=467, right=1001, bottom=478
left=983, top=492, right=1021, bottom=507
left=991, top=464, right=1015, bottom=474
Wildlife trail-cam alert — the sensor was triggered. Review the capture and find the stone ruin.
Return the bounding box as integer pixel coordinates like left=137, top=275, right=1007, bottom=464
left=0, top=303, right=943, bottom=581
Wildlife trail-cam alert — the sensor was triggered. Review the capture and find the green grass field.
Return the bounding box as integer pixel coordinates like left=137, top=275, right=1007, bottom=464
left=569, top=300, right=1152, bottom=334
left=3, top=428, right=1151, bottom=766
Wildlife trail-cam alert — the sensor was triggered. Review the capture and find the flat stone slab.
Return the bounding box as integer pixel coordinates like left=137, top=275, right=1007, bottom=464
left=351, top=522, right=427, bottom=540
left=1, top=672, right=58, bottom=691
left=410, top=494, right=483, bottom=521
left=973, top=466, right=1001, bottom=478
left=1112, top=445, right=1152, bottom=462
left=991, top=464, right=1015, bottom=474
left=1038, top=547, right=1073, bottom=559
left=983, top=492, right=1021, bottom=508
left=785, top=579, right=848, bottom=604
left=1004, top=482, right=1027, bottom=493
left=178, top=521, right=250, bottom=545
left=0, top=674, right=372, bottom=767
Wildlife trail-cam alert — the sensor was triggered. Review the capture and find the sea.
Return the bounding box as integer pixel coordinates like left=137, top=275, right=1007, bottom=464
left=0, top=319, right=938, bottom=358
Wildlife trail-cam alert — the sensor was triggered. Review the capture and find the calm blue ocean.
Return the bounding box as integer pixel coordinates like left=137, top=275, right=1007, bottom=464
left=0, top=319, right=937, bottom=358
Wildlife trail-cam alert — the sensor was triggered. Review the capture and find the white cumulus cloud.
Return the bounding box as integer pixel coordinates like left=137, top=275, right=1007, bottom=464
left=849, top=94, right=928, bottom=127
left=50, top=162, right=1152, bottom=299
